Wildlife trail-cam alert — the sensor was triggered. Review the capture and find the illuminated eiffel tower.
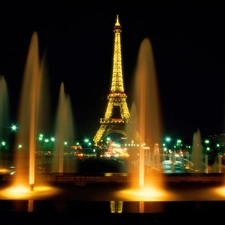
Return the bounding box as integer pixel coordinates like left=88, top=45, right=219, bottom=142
left=93, top=15, right=130, bottom=146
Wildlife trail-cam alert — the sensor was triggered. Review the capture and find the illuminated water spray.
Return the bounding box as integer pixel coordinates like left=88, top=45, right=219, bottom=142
left=191, top=129, right=204, bottom=172
left=118, top=38, right=169, bottom=208
left=0, top=32, right=62, bottom=198
left=0, top=76, right=9, bottom=169
left=133, top=38, right=162, bottom=189
left=15, top=32, right=42, bottom=191
left=53, top=82, right=75, bottom=173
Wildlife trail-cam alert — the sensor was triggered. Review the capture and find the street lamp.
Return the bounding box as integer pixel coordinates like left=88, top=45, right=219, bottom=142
left=165, top=137, right=172, bottom=151
left=51, top=137, right=55, bottom=142
left=11, top=124, right=18, bottom=132
left=165, top=137, right=171, bottom=142
left=204, top=139, right=210, bottom=154
left=176, top=139, right=182, bottom=151
left=38, top=134, right=43, bottom=141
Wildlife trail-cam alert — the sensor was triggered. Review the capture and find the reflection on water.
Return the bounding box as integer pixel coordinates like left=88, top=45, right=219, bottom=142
left=1, top=200, right=225, bottom=213
left=28, top=199, right=34, bottom=212
left=110, top=201, right=123, bottom=213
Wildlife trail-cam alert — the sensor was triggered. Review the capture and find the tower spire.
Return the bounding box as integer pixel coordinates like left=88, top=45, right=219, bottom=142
left=93, top=15, right=130, bottom=146
left=111, top=14, right=124, bottom=93
left=115, top=14, right=120, bottom=26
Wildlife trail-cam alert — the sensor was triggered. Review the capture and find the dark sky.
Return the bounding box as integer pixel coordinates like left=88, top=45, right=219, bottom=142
left=0, top=1, right=224, bottom=140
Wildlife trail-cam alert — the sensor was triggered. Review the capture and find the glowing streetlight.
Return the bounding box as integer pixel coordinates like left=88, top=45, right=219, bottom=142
left=165, top=137, right=171, bottom=142
left=38, top=134, right=43, bottom=141
left=51, top=137, right=55, bottom=142
left=11, top=124, right=18, bottom=131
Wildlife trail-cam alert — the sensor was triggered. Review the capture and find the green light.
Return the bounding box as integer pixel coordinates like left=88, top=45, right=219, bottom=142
left=11, top=124, right=18, bottom=131
left=51, top=137, right=55, bottom=142
left=1, top=141, right=6, bottom=146
left=44, top=139, right=49, bottom=143
left=177, top=139, right=182, bottom=143
left=165, top=137, right=171, bottom=142
left=64, top=142, right=68, bottom=145
left=216, top=144, right=220, bottom=147
left=205, top=140, right=210, bottom=144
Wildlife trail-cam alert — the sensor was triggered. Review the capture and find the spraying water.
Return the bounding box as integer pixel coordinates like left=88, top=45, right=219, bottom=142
left=0, top=76, right=9, bottom=140
left=53, top=82, right=75, bottom=173
left=132, top=38, right=163, bottom=190
left=14, top=32, right=42, bottom=190
left=0, top=76, right=10, bottom=169
left=1, top=32, right=62, bottom=198
left=191, top=129, right=203, bottom=172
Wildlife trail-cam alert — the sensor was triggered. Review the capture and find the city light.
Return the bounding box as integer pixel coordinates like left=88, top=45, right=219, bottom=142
left=11, top=124, right=18, bottom=131
left=1, top=123, right=225, bottom=159
left=165, top=137, right=171, bottom=142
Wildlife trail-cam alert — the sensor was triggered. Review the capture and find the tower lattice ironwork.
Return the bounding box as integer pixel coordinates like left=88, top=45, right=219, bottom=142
left=93, top=15, right=130, bottom=146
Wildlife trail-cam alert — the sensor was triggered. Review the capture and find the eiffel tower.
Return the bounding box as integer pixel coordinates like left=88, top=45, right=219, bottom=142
left=93, top=15, right=130, bottom=146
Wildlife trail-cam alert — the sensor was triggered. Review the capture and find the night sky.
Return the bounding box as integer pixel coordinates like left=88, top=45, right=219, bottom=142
left=0, top=1, right=224, bottom=141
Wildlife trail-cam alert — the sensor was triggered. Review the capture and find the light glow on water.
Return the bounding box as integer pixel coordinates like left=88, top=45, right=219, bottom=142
left=136, top=187, right=163, bottom=198
left=117, top=186, right=172, bottom=201
left=213, top=186, right=225, bottom=198
left=0, top=185, right=60, bottom=199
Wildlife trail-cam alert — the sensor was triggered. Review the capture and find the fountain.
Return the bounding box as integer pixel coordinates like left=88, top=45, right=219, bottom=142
left=190, top=129, right=205, bottom=172
left=52, top=82, right=75, bottom=173
left=0, top=31, right=78, bottom=202
left=0, top=32, right=61, bottom=198
left=0, top=31, right=76, bottom=202
left=0, top=76, right=10, bottom=170
left=133, top=38, right=163, bottom=189
left=121, top=38, right=166, bottom=211
left=13, top=31, right=42, bottom=190
left=134, top=38, right=161, bottom=187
